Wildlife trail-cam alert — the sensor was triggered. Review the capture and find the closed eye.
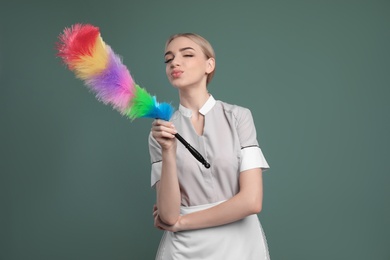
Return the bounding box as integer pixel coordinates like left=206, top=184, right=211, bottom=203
left=164, top=58, right=173, bottom=64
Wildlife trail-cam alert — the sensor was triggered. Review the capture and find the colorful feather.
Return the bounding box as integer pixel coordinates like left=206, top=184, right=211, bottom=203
left=127, top=85, right=175, bottom=120
left=56, top=23, right=174, bottom=121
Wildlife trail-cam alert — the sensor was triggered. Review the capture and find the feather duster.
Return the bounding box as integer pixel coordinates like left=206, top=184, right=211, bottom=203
left=56, top=23, right=173, bottom=121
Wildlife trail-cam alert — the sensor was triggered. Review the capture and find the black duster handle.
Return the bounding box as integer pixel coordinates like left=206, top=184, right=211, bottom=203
left=175, top=133, right=210, bottom=168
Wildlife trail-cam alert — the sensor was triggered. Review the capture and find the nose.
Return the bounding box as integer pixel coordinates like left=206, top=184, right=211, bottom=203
left=170, top=56, right=180, bottom=68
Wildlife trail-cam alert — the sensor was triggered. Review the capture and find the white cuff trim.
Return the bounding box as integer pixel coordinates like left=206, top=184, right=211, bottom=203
left=240, top=146, right=270, bottom=172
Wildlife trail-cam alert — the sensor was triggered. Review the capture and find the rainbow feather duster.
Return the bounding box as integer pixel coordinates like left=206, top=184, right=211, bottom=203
left=56, top=23, right=174, bottom=121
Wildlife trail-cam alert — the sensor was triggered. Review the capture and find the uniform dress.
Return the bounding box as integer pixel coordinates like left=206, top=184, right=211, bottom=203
left=149, top=95, right=270, bottom=260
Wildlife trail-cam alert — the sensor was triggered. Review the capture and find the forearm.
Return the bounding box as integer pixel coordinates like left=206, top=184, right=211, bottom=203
left=180, top=191, right=261, bottom=230
left=157, top=148, right=181, bottom=225
left=180, top=169, right=263, bottom=231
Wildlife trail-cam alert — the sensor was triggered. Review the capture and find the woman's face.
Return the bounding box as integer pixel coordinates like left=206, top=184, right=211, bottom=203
left=164, top=37, right=213, bottom=89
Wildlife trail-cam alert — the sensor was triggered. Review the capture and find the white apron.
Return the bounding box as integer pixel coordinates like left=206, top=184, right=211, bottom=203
left=155, top=201, right=270, bottom=260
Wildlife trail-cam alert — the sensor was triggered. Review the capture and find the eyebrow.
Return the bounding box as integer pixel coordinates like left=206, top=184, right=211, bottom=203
left=164, top=47, right=195, bottom=57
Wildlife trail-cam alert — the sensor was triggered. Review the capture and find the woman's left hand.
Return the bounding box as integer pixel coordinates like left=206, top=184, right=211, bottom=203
left=153, top=204, right=183, bottom=232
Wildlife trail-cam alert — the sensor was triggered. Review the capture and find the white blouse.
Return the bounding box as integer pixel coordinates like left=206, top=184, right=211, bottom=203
left=149, top=95, right=269, bottom=207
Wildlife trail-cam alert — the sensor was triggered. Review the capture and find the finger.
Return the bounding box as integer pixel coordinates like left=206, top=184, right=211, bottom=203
left=152, top=129, right=177, bottom=139
left=154, top=121, right=177, bottom=133
left=151, top=127, right=177, bottom=138
left=152, top=123, right=177, bottom=133
left=155, top=220, right=166, bottom=230
left=154, top=216, right=165, bottom=230
left=153, top=119, right=172, bottom=126
left=154, top=215, right=159, bottom=227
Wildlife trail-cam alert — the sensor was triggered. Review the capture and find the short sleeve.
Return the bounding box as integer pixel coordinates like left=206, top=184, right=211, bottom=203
left=148, top=132, right=162, bottom=188
left=236, top=108, right=270, bottom=172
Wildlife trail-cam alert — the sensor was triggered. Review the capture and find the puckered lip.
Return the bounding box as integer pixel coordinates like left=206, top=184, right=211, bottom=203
left=171, top=69, right=183, bottom=78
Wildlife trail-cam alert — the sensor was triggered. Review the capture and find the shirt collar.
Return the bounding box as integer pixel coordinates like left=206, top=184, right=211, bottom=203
left=179, top=95, right=216, bottom=117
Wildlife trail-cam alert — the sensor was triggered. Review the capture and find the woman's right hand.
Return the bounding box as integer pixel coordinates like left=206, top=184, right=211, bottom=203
left=151, top=119, right=177, bottom=151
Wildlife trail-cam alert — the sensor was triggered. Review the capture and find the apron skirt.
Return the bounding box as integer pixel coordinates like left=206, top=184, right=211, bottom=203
left=155, top=201, right=270, bottom=260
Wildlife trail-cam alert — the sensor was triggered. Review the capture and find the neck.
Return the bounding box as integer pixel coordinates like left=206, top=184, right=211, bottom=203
left=178, top=87, right=210, bottom=115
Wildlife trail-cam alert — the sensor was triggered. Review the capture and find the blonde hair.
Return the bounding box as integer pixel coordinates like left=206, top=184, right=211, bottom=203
left=165, top=33, right=216, bottom=85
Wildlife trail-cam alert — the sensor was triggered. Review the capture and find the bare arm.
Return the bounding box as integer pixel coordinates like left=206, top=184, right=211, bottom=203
left=154, top=168, right=263, bottom=232
left=152, top=119, right=181, bottom=225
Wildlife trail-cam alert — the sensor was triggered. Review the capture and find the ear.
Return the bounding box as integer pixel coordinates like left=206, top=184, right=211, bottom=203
left=205, top=58, right=215, bottom=74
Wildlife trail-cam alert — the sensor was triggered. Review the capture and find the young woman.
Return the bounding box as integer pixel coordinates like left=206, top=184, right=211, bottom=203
left=149, top=33, right=270, bottom=259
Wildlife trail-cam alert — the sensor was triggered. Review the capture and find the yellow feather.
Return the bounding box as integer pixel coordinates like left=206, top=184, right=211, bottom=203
left=71, top=36, right=109, bottom=80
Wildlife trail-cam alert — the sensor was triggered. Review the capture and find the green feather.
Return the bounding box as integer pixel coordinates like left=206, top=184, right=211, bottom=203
left=126, top=85, right=154, bottom=120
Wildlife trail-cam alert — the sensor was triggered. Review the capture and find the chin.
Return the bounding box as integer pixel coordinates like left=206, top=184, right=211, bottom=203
left=170, top=81, right=187, bottom=89
left=170, top=79, right=202, bottom=90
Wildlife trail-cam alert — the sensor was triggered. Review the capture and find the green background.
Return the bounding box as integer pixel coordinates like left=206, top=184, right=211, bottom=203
left=1, top=1, right=389, bottom=259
